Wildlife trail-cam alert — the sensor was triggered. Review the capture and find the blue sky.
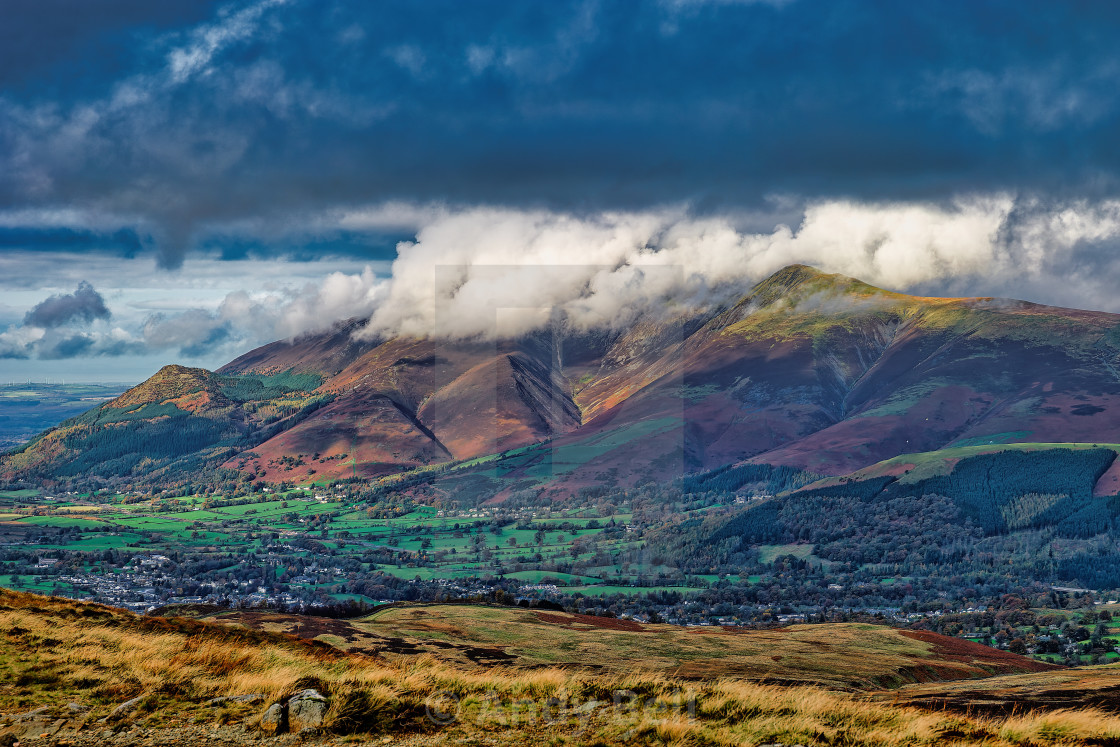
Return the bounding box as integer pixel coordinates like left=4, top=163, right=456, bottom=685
left=4, top=0, right=1120, bottom=381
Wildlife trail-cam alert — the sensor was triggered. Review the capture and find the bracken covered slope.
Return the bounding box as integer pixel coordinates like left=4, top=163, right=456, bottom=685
left=1, top=589, right=1094, bottom=747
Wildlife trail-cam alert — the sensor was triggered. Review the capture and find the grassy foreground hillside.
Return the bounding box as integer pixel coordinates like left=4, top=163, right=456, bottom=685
left=4, top=590, right=1120, bottom=745
left=881, top=664, right=1120, bottom=715
left=201, top=603, right=1056, bottom=688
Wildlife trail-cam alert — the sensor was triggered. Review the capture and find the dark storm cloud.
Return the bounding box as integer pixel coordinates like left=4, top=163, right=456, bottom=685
left=0, top=0, right=223, bottom=93
left=27, top=330, right=145, bottom=360
left=2, top=281, right=150, bottom=360
left=37, top=333, right=96, bottom=360
left=195, top=231, right=404, bottom=263
left=142, top=310, right=235, bottom=358
left=5, top=0, right=1120, bottom=266
left=24, top=282, right=111, bottom=328
left=0, top=227, right=146, bottom=256
left=180, top=326, right=232, bottom=358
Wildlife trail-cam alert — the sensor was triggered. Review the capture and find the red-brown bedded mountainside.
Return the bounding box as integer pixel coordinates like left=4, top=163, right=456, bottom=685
left=219, top=318, right=379, bottom=377
left=223, top=335, right=585, bottom=481
left=8, top=264, right=1120, bottom=490
left=477, top=265, right=1120, bottom=489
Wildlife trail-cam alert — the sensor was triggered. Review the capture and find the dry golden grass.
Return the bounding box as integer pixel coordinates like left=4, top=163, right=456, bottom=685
left=2, top=589, right=1120, bottom=745
left=211, top=603, right=1053, bottom=688
left=874, top=661, right=1120, bottom=718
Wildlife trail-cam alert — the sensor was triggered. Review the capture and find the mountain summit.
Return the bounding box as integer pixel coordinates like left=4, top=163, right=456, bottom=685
left=740, top=264, right=886, bottom=306
left=7, top=265, right=1120, bottom=492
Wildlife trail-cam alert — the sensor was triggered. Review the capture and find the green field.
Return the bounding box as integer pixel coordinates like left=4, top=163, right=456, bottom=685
left=757, top=543, right=816, bottom=564
left=568, top=584, right=708, bottom=596
left=801, top=441, right=1120, bottom=491
left=0, top=574, right=72, bottom=594
left=0, top=489, right=707, bottom=597
left=0, top=489, right=40, bottom=500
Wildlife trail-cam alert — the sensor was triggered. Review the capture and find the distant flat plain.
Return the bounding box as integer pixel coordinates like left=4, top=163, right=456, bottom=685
left=0, top=382, right=129, bottom=451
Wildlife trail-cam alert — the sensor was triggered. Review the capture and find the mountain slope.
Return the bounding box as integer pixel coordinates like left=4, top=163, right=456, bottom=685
left=219, top=318, right=379, bottom=377
left=653, top=444, right=1120, bottom=597
left=9, top=264, right=1120, bottom=491
left=1, top=365, right=330, bottom=484
left=495, top=265, right=1120, bottom=488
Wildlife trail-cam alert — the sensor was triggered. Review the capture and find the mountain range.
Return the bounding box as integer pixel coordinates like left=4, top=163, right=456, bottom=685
left=7, top=264, right=1120, bottom=495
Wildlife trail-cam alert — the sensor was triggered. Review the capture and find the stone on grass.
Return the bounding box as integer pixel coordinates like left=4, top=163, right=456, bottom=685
left=206, top=693, right=264, bottom=706
left=109, top=695, right=146, bottom=720
left=259, top=703, right=286, bottom=736
left=259, top=688, right=330, bottom=735
left=286, top=689, right=329, bottom=732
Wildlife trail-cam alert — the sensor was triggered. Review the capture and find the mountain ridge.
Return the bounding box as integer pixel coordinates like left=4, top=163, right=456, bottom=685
left=8, top=264, right=1120, bottom=491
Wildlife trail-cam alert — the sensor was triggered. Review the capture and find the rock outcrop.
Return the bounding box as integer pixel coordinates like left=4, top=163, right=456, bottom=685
left=259, top=688, right=329, bottom=735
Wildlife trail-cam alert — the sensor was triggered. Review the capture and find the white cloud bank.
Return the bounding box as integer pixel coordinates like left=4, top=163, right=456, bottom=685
left=352, top=195, right=1120, bottom=340
left=8, top=195, right=1120, bottom=368
left=140, top=267, right=388, bottom=358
